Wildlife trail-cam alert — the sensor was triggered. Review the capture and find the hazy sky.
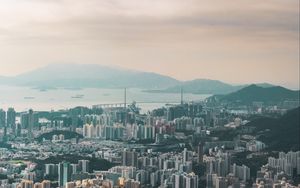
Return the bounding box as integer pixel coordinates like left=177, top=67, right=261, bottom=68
left=0, top=0, right=299, bottom=88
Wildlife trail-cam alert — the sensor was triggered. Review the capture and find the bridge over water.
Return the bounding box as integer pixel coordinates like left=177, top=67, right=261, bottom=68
left=92, top=101, right=180, bottom=108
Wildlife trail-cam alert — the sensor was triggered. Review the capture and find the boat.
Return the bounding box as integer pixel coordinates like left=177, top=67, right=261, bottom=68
left=71, top=94, right=84, bottom=99
left=24, top=97, right=35, bottom=99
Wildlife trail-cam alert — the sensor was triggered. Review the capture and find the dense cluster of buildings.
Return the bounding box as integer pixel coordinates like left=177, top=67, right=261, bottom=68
left=0, top=98, right=299, bottom=188
left=252, top=151, right=300, bottom=188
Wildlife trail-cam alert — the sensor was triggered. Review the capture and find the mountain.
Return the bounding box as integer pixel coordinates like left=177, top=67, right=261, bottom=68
left=209, top=84, right=300, bottom=105
left=1, top=64, right=180, bottom=89
left=246, top=107, right=300, bottom=151
left=0, top=64, right=282, bottom=94
left=148, top=79, right=244, bottom=94
left=255, top=83, right=275, bottom=88
left=146, top=80, right=276, bottom=95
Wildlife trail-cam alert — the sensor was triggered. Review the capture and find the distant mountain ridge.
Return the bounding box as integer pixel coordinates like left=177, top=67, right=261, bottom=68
left=145, top=80, right=276, bottom=94
left=0, top=64, right=293, bottom=95
left=147, top=79, right=241, bottom=94
left=1, top=64, right=180, bottom=89
left=208, top=84, right=300, bottom=104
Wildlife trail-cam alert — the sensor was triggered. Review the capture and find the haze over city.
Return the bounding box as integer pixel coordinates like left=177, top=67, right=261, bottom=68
left=0, top=0, right=299, bottom=88
left=0, top=1, right=299, bottom=188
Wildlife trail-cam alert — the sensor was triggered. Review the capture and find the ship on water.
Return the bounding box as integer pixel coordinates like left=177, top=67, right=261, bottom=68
left=24, top=96, right=35, bottom=99
left=71, top=94, right=84, bottom=99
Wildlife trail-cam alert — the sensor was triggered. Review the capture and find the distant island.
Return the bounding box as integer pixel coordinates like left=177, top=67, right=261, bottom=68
left=207, top=84, right=300, bottom=105
left=145, top=80, right=276, bottom=95
left=0, top=64, right=296, bottom=95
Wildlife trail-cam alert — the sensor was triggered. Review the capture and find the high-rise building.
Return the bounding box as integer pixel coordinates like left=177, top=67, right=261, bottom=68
left=58, top=162, right=71, bottom=187
left=63, top=162, right=71, bottom=186
left=83, top=124, right=94, bottom=138
left=174, top=173, right=185, bottom=188
left=71, top=163, right=78, bottom=174
left=33, top=183, right=42, bottom=188
left=78, top=160, right=90, bottom=173
left=167, top=105, right=185, bottom=121
left=45, top=164, right=57, bottom=177
left=0, top=109, right=6, bottom=128
left=41, top=180, right=51, bottom=188
left=232, top=163, right=250, bottom=182
left=198, top=142, right=204, bottom=164
left=206, top=174, right=213, bottom=188
left=150, top=172, right=158, bottom=187
left=216, top=177, right=227, bottom=188
left=95, top=124, right=105, bottom=138
left=21, top=112, right=29, bottom=129
left=15, top=123, right=22, bottom=137
left=58, top=163, right=64, bottom=187
left=185, top=173, right=198, bottom=188
left=65, top=182, right=76, bottom=188
left=7, top=107, right=16, bottom=129
left=183, top=148, right=191, bottom=163
left=18, top=180, right=34, bottom=188
left=103, top=123, right=125, bottom=140
left=124, top=179, right=140, bottom=188
left=28, top=109, right=34, bottom=139
left=186, top=102, right=202, bottom=118
left=21, top=109, right=38, bottom=139
left=122, top=149, right=138, bottom=167
left=173, top=172, right=199, bottom=188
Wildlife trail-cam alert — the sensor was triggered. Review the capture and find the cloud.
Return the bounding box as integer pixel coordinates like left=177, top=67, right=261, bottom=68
left=0, top=0, right=298, bottom=88
left=0, top=0, right=298, bottom=42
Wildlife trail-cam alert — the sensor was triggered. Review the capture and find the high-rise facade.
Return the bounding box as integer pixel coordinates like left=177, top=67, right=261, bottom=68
left=122, top=149, right=138, bottom=167
left=0, top=109, right=6, bottom=128
left=78, top=160, right=90, bottom=173
left=41, top=180, right=51, bottom=188
left=20, top=109, right=38, bottom=139
left=63, top=162, right=71, bottom=186
left=198, top=142, right=204, bottom=164
left=58, top=162, right=71, bottom=187
left=7, top=107, right=16, bottom=128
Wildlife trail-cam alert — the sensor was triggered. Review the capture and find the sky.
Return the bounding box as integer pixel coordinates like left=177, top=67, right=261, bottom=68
left=0, top=0, right=299, bottom=89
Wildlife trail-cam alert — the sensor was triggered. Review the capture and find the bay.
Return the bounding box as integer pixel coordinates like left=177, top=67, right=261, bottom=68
left=0, top=86, right=210, bottom=113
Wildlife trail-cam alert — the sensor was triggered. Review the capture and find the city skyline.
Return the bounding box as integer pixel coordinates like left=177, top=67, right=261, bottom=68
left=0, top=0, right=299, bottom=88
left=0, top=1, right=299, bottom=188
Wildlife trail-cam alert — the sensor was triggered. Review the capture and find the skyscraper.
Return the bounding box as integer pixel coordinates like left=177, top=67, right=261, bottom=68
left=21, top=112, right=29, bottom=129
left=63, top=162, right=71, bottom=186
left=78, top=160, right=89, bottom=173
left=18, top=180, right=34, bottom=188
left=28, top=109, right=34, bottom=139
left=21, top=109, right=38, bottom=139
left=0, top=109, right=6, bottom=128
left=41, top=180, right=51, bottom=188
left=174, top=173, right=184, bottom=188
left=122, top=149, right=138, bottom=167
left=198, top=142, right=204, bottom=164
left=58, top=162, right=71, bottom=187
left=15, top=123, right=22, bottom=137
left=7, top=107, right=16, bottom=129
left=185, top=173, right=198, bottom=188
left=216, top=177, right=228, bottom=188
left=183, top=148, right=189, bottom=163
left=58, top=163, right=64, bottom=187
left=45, top=164, right=57, bottom=177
